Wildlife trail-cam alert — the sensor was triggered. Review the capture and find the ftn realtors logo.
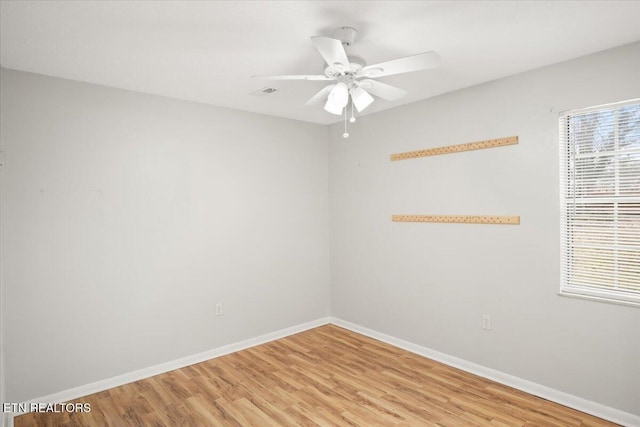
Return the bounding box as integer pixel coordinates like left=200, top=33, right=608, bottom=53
left=3, top=402, right=91, bottom=413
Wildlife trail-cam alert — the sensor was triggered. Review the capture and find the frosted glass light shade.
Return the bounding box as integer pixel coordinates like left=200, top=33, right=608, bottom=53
left=324, top=82, right=349, bottom=115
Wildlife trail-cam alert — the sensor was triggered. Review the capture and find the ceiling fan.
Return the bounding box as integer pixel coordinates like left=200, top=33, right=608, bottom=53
left=253, top=27, right=441, bottom=121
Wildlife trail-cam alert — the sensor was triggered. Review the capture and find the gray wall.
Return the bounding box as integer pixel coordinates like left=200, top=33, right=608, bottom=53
left=329, top=42, right=640, bottom=415
left=0, top=68, right=330, bottom=402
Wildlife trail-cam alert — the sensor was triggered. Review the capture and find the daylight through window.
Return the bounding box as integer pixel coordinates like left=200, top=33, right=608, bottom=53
left=560, top=99, right=640, bottom=306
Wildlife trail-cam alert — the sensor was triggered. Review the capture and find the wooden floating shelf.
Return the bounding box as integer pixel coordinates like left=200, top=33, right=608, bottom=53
left=390, top=136, right=518, bottom=161
left=392, top=215, right=520, bottom=225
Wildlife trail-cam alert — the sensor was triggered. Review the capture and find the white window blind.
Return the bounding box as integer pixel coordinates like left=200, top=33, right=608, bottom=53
left=560, top=99, right=640, bottom=306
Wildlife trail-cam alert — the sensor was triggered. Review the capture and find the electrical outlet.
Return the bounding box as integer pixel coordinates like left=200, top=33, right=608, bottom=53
left=215, top=303, right=223, bottom=316
left=482, top=314, right=491, bottom=330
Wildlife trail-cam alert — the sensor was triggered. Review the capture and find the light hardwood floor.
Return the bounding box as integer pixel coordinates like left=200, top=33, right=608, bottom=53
left=15, top=325, right=618, bottom=426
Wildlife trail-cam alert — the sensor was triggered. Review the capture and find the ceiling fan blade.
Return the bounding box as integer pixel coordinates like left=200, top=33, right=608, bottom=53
left=305, top=84, right=336, bottom=106
left=310, top=36, right=351, bottom=73
left=350, top=87, right=374, bottom=112
left=358, top=79, right=407, bottom=101
left=362, top=51, right=441, bottom=78
left=252, top=74, right=332, bottom=81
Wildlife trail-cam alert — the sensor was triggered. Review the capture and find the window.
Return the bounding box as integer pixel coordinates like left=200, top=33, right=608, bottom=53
left=560, top=99, right=640, bottom=306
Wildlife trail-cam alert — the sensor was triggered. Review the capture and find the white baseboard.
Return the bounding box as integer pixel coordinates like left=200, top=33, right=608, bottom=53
left=9, top=317, right=331, bottom=423
left=329, top=317, right=639, bottom=427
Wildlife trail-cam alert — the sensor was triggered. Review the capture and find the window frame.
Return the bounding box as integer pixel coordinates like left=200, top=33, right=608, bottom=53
left=559, top=98, right=640, bottom=307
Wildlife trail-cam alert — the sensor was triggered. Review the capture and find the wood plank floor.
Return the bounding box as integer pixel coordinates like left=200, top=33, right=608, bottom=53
left=15, top=325, right=619, bottom=426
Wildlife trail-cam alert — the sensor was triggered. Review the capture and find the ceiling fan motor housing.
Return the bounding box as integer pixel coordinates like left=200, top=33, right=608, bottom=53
left=324, top=55, right=366, bottom=79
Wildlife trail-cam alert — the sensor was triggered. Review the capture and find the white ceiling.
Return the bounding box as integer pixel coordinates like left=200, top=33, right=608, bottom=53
left=1, top=1, right=639, bottom=125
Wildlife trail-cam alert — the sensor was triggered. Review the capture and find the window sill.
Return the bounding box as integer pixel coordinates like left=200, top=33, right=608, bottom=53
left=558, top=290, right=640, bottom=308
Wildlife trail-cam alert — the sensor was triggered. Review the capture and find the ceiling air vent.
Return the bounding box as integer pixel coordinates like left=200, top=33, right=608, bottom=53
left=250, top=87, right=278, bottom=96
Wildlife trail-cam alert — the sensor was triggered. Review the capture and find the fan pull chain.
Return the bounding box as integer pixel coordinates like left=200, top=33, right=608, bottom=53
left=350, top=100, right=356, bottom=123
left=343, top=102, right=349, bottom=138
